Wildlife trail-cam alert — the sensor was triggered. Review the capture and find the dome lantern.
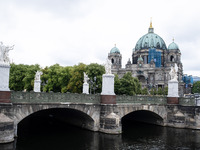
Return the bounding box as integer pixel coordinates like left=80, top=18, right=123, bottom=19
left=134, top=23, right=167, bottom=51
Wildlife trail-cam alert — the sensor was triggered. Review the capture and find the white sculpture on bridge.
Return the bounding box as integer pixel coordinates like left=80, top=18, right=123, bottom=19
left=101, top=59, right=115, bottom=96
left=0, top=42, right=14, bottom=64
left=105, top=58, right=112, bottom=74
left=83, top=72, right=89, bottom=84
left=35, top=71, right=43, bottom=81
left=168, top=63, right=179, bottom=98
left=0, top=41, right=14, bottom=91
left=169, top=63, right=178, bottom=81
left=34, top=71, right=43, bottom=92
left=83, top=72, right=89, bottom=94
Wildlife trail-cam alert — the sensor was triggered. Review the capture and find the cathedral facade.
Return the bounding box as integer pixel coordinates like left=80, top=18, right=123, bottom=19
left=108, top=22, right=184, bottom=96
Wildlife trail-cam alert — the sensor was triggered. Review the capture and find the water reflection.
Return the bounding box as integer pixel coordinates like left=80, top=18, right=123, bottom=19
left=1, top=121, right=200, bottom=150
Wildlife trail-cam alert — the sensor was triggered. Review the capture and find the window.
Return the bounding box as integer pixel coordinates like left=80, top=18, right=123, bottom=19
left=170, top=55, right=174, bottom=62
left=111, top=58, right=114, bottom=64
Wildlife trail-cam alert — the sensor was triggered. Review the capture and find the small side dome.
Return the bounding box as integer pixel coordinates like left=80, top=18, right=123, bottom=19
left=168, top=41, right=179, bottom=50
left=110, top=44, right=120, bottom=54
left=137, top=55, right=143, bottom=62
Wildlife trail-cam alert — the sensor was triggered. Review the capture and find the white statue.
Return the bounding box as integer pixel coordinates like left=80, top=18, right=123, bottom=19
left=0, top=41, right=14, bottom=64
left=83, top=72, right=89, bottom=83
left=105, top=59, right=112, bottom=74
left=35, top=71, right=43, bottom=81
left=169, top=64, right=178, bottom=81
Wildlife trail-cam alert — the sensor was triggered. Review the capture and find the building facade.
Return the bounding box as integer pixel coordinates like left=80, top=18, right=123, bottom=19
left=108, top=22, right=184, bottom=96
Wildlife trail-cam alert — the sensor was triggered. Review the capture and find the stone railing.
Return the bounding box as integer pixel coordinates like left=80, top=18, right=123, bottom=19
left=10, top=91, right=196, bottom=106
left=116, top=95, right=167, bottom=105
left=11, top=91, right=100, bottom=104
left=179, top=97, right=196, bottom=106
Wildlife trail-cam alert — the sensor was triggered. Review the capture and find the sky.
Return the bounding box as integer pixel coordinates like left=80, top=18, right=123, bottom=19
left=0, top=0, right=200, bottom=76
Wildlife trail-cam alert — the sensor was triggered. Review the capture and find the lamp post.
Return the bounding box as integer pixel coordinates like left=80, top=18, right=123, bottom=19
left=41, top=80, right=48, bottom=92
left=89, top=77, right=98, bottom=94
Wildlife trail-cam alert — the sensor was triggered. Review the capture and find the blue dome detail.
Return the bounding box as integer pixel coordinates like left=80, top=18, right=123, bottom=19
left=168, top=42, right=179, bottom=50
left=135, top=28, right=167, bottom=51
left=110, top=46, right=120, bottom=54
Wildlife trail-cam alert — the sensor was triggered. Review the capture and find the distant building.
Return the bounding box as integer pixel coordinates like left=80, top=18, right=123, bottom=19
left=108, top=21, right=184, bottom=96
left=193, top=76, right=200, bottom=83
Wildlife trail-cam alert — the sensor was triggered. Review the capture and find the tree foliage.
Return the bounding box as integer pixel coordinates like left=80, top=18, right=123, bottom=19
left=66, top=63, right=86, bottom=93
left=23, top=64, right=40, bottom=91
left=41, top=64, right=72, bottom=93
left=192, top=81, right=200, bottom=94
left=114, top=72, right=142, bottom=96
left=85, top=63, right=105, bottom=94
left=157, top=87, right=163, bottom=95
left=9, top=63, right=40, bottom=91
left=141, top=87, right=148, bottom=95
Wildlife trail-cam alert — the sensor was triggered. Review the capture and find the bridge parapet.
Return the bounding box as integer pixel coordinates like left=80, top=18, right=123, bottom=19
left=179, top=97, right=196, bottom=106
left=11, top=91, right=100, bottom=104
left=116, top=95, right=167, bottom=105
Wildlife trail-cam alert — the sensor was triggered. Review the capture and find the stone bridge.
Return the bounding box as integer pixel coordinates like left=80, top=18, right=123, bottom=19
left=0, top=91, right=200, bottom=143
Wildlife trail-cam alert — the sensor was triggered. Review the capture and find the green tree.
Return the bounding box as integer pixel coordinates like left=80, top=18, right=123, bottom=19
left=150, top=88, right=157, bottom=95
left=41, top=64, right=72, bottom=93
left=192, top=81, right=200, bottom=93
left=66, top=63, right=86, bottom=93
left=9, top=63, right=28, bottom=91
left=114, top=74, right=121, bottom=95
left=114, top=72, right=142, bottom=96
left=164, top=86, right=168, bottom=95
left=85, top=63, right=105, bottom=94
left=134, top=77, right=142, bottom=94
left=141, top=87, right=148, bottom=95
left=23, top=64, right=41, bottom=91
left=157, top=87, right=163, bottom=95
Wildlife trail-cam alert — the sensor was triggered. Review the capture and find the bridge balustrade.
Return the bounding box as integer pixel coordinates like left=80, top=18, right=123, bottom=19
left=10, top=91, right=100, bottom=104
left=116, top=95, right=167, bottom=105
left=10, top=91, right=196, bottom=106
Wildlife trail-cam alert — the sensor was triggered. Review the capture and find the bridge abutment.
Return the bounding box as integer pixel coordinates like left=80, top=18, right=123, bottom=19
left=99, top=104, right=121, bottom=134
left=0, top=103, right=14, bottom=143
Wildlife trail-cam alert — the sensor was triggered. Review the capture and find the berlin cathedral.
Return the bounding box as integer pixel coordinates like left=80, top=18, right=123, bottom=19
left=107, top=21, right=185, bottom=96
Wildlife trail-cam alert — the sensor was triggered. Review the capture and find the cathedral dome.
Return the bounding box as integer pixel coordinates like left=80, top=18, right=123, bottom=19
left=110, top=45, right=120, bottom=54
left=168, top=41, right=179, bottom=50
left=134, top=23, right=167, bottom=51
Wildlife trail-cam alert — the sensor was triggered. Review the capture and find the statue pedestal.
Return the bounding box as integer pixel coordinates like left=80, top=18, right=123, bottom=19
left=83, top=83, right=89, bottom=94
left=101, top=74, right=116, bottom=104
left=0, top=63, right=10, bottom=91
left=34, top=80, right=41, bottom=92
left=167, top=79, right=179, bottom=104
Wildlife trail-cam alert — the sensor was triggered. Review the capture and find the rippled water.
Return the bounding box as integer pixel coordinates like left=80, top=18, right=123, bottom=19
left=1, top=120, right=200, bottom=150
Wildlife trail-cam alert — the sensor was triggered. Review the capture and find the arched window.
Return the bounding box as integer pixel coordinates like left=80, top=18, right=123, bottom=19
left=170, top=55, right=174, bottom=62
left=111, top=58, right=114, bottom=64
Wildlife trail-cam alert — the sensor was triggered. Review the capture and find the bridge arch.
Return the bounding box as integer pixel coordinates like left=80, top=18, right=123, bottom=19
left=122, top=110, right=164, bottom=127
left=12, top=103, right=100, bottom=136
left=118, top=105, right=167, bottom=126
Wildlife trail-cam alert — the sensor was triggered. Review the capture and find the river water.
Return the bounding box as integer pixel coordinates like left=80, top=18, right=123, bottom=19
left=1, top=120, right=200, bottom=150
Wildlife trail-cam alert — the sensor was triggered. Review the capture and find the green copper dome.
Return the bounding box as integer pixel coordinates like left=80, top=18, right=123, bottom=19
left=135, top=26, right=167, bottom=51
left=137, top=55, right=143, bottom=62
left=110, top=45, right=120, bottom=54
left=168, top=41, right=179, bottom=50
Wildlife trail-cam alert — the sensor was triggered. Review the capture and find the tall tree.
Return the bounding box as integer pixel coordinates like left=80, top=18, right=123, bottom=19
left=41, top=64, right=72, bottom=93
left=114, top=72, right=142, bottom=96
left=192, top=81, right=200, bottom=94
left=66, top=63, right=86, bottom=93
left=23, top=64, right=41, bottom=91
left=85, top=63, right=105, bottom=94
left=114, top=74, right=121, bottom=95
left=9, top=63, right=28, bottom=91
